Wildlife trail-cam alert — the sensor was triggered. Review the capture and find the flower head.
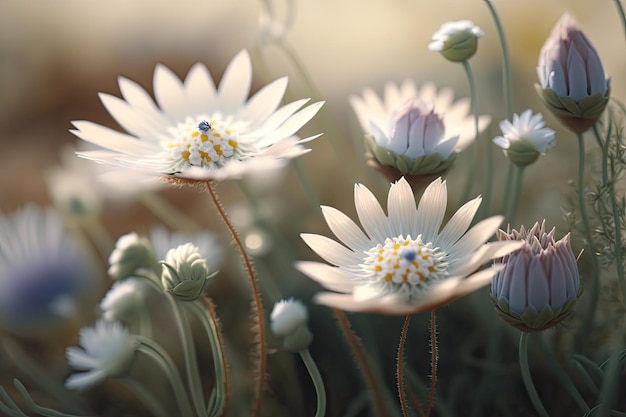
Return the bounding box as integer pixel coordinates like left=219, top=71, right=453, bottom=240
left=349, top=81, right=490, bottom=183
left=161, top=243, right=211, bottom=301
left=65, top=320, right=138, bottom=390
left=536, top=13, right=609, bottom=133
left=73, top=49, right=324, bottom=183
left=108, top=232, right=158, bottom=280
left=491, top=221, right=581, bottom=332
left=296, top=177, right=523, bottom=315
left=100, top=278, right=148, bottom=321
left=493, top=110, right=556, bottom=166
left=428, top=20, right=484, bottom=62
left=149, top=224, right=222, bottom=273
left=270, top=298, right=312, bottom=352
left=0, top=205, right=96, bottom=337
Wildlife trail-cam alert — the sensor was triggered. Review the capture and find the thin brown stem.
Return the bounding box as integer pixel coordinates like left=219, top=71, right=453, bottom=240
left=205, top=180, right=266, bottom=417
left=426, top=310, right=438, bottom=417
left=397, top=315, right=413, bottom=417
left=332, top=309, right=389, bottom=417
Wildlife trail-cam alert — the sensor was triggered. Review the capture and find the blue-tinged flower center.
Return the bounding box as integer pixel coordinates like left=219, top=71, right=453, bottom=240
left=165, top=118, right=245, bottom=169
left=363, top=235, right=448, bottom=291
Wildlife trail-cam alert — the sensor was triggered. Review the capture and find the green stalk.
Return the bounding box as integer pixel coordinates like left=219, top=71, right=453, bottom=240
left=298, top=349, right=326, bottom=417
left=615, top=0, right=626, bottom=47
left=575, top=133, right=602, bottom=350
left=518, top=332, right=550, bottom=417
left=135, top=336, right=194, bottom=417
left=507, top=166, right=525, bottom=224
left=484, top=0, right=513, bottom=118
left=460, top=60, right=480, bottom=206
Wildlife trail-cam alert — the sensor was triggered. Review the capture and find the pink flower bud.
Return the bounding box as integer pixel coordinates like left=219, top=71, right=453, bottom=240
left=490, top=221, right=581, bottom=332
left=536, top=13, right=609, bottom=133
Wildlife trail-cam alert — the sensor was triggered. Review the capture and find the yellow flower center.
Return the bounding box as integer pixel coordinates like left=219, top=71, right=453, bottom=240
left=165, top=118, right=243, bottom=169
left=363, top=235, right=447, bottom=291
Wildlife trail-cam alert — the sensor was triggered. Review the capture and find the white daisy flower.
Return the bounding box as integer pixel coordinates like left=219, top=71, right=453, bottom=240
left=65, top=320, right=138, bottom=390
left=72, top=49, right=324, bottom=182
left=100, top=278, right=148, bottom=321
left=270, top=298, right=309, bottom=337
left=295, top=177, right=524, bottom=315
left=493, top=110, right=556, bottom=166
left=350, top=81, right=490, bottom=167
left=0, top=205, right=96, bottom=336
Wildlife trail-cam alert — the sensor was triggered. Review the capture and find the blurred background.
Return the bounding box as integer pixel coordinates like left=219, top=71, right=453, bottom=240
left=0, top=0, right=625, bottom=416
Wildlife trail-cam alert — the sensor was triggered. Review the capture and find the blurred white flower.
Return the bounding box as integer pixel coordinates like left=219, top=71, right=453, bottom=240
left=350, top=81, right=490, bottom=175
left=270, top=298, right=309, bottom=337
left=296, top=177, right=523, bottom=315
left=108, top=232, right=158, bottom=280
left=493, top=110, right=556, bottom=166
left=428, top=20, right=484, bottom=62
left=0, top=205, right=96, bottom=336
left=73, top=49, right=323, bottom=182
left=65, top=320, right=137, bottom=390
left=270, top=298, right=312, bottom=352
left=100, top=278, right=148, bottom=321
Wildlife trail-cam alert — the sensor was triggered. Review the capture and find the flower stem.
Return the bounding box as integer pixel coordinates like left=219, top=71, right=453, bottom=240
left=460, top=61, right=479, bottom=206
left=205, top=180, right=266, bottom=417
left=615, top=0, right=626, bottom=47
left=119, top=377, right=169, bottom=417
left=396, top=315, right=413, bottom=417
left=426, top=309, right=438, bottom=417
left=518, top=332, right=550, bottom=417
left=484, top=0, right=513, bottom=118
left=507, top=166, right=525, bottom=224
left=135, top=336, right=194, bottom=417
left=501, top=162, right=515, bottom=219
left=166, top=295, right=207, bottom=417
left=332, top=309, right=389, bottom=417
left=298, top=349, right=326, bottom=417
left=187, top=298, right=230, bottom=417
left=574, top=133, right=601, bottom=350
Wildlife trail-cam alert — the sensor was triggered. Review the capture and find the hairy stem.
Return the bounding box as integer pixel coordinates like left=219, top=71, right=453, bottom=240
left=397, top=315, right=413, bottom=417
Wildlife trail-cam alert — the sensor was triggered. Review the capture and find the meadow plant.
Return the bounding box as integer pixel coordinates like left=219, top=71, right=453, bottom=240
left=2, top=2, right=626, bottom=417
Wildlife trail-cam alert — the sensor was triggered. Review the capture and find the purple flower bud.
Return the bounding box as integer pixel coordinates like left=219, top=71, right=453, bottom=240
left=536, top=13, right=609, bottom=133
left=490, top=221, right=581, bottom=332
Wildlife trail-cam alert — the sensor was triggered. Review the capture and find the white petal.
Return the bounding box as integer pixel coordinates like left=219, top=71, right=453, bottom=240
left=448, top=215, right=503, bottom=259
left=118, top=77, right=171, bottom=130
left=153, top=64, right=187, bottom=120
left=321, top=206, right=371, bottom=252
left=65, top=370, right=107, bottom=391
left=300, top=234, right=362, bottom=266
left=71, top=121, right=156, bottom=155
left=237, top=76, right=288, bottom=125
left=255, top=101, right=324, bottom=146
left=295, top=261, right=356, bottom=292
left=252, top=98, right=310, bottom=137
left=354, top=184, right=391, bottom=242
left=217, top=49, right=252, bottom=114
left=184, top=63, right=217, bottom=112
left=387, top=177, right=417, bottom=237
left=66, top=347, right=99, bottom=369
left=435, top=196, right=481, bottom=249
left=415, top=178, right=447, bottom=243
left=99, top=93, right=164, bottom=140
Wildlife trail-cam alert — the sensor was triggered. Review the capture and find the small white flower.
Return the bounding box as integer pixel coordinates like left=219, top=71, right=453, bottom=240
left=0, top=205, right=95, bottom=336
left=149, top=224, right=222, bottom=273
left=270, top=298, right=309, bottom=337
left=428, top=20, right=484, bottom=62
left=100, top=278, right=147, bottom=321
left=350, top=80, right=490, bottom=158
left=296, top=177, right=523, bottom=315
left=65, top=320, right=137, bottom=390
left=493, top=110, right=556, bottom=166
left=108, top=232, right=157, bottom=280
left=73, top=49, right=324, bottom=182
